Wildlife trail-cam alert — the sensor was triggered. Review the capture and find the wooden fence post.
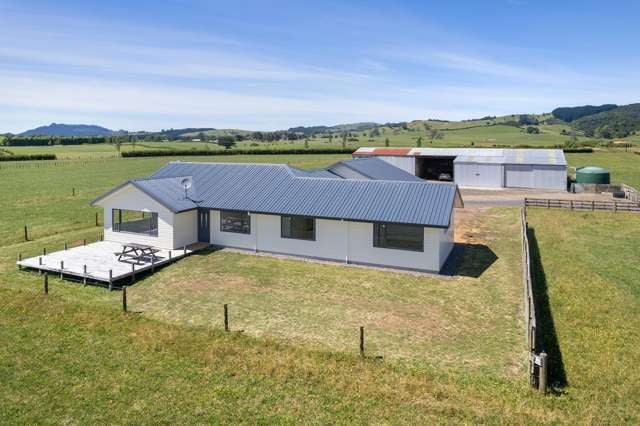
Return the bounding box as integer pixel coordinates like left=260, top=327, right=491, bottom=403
left=122, top=286, right=127, bottom=312
left=183, top=245, right=187, bottom=255
left=169, top=250, right=172, bottom=260
left=18, top=253, right=22, bottom=270
left=24, top=225, right=28, bottom=241
left=72, top=187, right=75, bottom=196
left=64, top=242, right=68, bottom=250
left=359, top=326, right=365, bottom=357
left=43, top=247, right=47, bottom=256
left=538, top=352, right=548, bottom=394
left=224, top=304, right=229, bottom=332
left=83, top=239, right=86, bottom=246
left=83, top=265, right=87, bottom=285
left=108, top=269, right=113, bottom=291
left=44, top=273, right=49, bottom=294
left=95, top=212, right=99, bottom=227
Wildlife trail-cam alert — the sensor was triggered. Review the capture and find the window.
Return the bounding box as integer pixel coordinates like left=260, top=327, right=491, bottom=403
left=112, top=209, right=158, bottom=236
left=220, top=210, right=250, bottom=234
left=281, top=215, right=315, bottom=240
left=373, top=223, right=423, bottom=251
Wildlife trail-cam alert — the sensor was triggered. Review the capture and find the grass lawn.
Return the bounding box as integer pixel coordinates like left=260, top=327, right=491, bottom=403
left=526, top=209, right=640, bottom=422
left=128, top=207, right=523, bottom=375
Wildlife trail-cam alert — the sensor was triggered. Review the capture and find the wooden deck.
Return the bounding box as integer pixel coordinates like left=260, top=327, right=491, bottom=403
left=17, top=241, right=208, bottom=288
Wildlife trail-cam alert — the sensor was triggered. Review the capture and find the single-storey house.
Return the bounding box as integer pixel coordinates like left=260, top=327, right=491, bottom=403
left=353, top=147, right=568, bottom=190
left=92, top=161, right=463, bottom=273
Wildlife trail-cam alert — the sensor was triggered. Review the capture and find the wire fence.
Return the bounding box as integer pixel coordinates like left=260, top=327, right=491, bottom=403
left=521, top=207, right=548, bottom=392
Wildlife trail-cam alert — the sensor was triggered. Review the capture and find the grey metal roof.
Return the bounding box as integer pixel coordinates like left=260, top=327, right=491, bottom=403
left=93, top=162, right=461, bottom=227
left=354, top=147, right=567, bottom=166
left=328, top=158, right=424, bottom=181
left=288, top=167, right=339, bottom=179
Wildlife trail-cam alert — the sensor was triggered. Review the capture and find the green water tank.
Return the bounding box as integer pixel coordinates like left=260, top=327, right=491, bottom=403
left=576, top=166, right=610, bottom=184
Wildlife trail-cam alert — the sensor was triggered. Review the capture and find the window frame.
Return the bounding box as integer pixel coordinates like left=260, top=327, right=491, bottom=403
left=373, top=222, right=424, bottom=252
left=220, top=210, right=251, bottom=234
left=280, top=215, right=316, bottom=241
left=111, top=208, right=159, bottom=237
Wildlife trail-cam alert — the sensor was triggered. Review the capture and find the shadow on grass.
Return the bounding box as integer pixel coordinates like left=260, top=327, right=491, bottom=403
left=528, top=227, right=568, bottom=388
left=441, top=243, right=498, bottom=278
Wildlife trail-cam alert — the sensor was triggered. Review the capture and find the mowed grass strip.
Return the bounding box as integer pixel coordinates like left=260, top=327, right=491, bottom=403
left=127, top=208, right=524, bottom=376
left=526, top=209, right=640, bottom=422
left=0, top=286, right=558, bottom=424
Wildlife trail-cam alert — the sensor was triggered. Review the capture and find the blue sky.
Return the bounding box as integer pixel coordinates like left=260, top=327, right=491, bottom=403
left=1, top=0, right=639, bottom=132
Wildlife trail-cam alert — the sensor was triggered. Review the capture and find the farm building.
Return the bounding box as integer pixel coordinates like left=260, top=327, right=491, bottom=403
left=91, top=161, right=463, bottom=273
left=353, top=147, right=568, bottom=190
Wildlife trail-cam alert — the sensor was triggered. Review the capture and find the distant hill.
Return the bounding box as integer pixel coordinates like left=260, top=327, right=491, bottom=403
left=573, top=103, right=640, bottom=138
left=552, top=104, right=618, bottom=122
left=19, top=123, right=120, bottom=136
left=156, top=128, right=216, bottom=139
left=288, top=122, right=378, bottom=136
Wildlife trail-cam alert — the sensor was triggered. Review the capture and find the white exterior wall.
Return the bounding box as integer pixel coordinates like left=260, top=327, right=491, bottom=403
left=100, top=184, right=176, bottom=249
left=376, top=156, right=415, bottom=175
left=346, top=222, right=442, bottom=272
left=210, top=210, right=256, bottom=250
left=209, top=210, right=450, bottom=273
left=454, top=162, right=504, bottom=188
left=438, top=209, right=455, bottom=269
left=173, top=210, right=198, bottom=248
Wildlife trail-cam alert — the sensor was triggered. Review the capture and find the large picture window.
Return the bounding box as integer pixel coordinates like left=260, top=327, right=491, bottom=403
left=112, top=209, right=158, bottom=236
left=220, top=210, right=251, bottom=234
left=373, top=223, right=423, bottom=251
left=281, top=215, right=315, bottom=240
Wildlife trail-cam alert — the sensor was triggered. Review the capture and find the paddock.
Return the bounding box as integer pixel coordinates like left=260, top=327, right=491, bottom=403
left=17, top=241, right=206, bottom=287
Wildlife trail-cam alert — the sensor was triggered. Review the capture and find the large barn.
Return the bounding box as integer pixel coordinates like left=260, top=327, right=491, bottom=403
left=353, top=147, right=568, bottom=190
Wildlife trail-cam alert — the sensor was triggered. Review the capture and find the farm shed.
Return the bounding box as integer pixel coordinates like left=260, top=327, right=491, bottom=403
left=92, top=162, right=463, bottom=273
left=353, top=147, right=568, bottom=190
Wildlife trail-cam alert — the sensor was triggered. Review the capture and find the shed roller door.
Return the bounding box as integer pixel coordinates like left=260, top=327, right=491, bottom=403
left=505, top=164, right=534, bottom=188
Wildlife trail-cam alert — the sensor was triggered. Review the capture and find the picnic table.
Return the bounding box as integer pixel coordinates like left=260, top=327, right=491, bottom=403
left=116, top=243, right=160, bottom=262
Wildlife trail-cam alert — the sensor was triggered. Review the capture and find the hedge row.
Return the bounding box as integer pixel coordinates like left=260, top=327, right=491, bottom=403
left=122, top=148, right=356, bottom=158
left=0, top=154, right=57, bottom=162
left=562, top=148, right=594, bottom=153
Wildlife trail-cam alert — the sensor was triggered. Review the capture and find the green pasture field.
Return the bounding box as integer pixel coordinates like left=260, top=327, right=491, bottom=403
left=1, top=151, right=639, bottom=422
left=566, top=151, right=640, bottom=188
left=526, top=209, right=640, bottom=422
left=0, top=154, right=350, bottom=245
left=6, top=119, right=637, bottom=160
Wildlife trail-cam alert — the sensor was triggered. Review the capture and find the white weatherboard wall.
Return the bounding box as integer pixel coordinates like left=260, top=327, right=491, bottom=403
left=209, top=210, right=453, bottom=273
left=99, top=184, right=199, bottom=250
left=173, top=210, right=198, bottom=248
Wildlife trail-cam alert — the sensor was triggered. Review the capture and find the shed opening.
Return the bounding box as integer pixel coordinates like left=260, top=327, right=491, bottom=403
left=415, top=156, right=455, bottom=181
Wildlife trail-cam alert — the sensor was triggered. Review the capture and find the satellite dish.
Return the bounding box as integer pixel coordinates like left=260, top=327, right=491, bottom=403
left=181, top=177, right=192, bottom=190
left=181, top=177, right=193, bottom=199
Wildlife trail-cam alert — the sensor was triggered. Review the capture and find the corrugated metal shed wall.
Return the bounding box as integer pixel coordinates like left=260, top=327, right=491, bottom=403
left=355, top=148, right=567, bottom=189
left=376, top=156, right=416, bottom=175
